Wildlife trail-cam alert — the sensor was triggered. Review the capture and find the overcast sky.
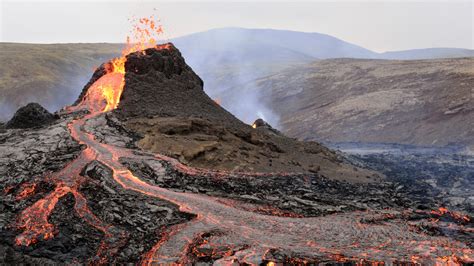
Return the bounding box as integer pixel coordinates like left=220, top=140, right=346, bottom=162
left=0, top=0, right=472, bottom=52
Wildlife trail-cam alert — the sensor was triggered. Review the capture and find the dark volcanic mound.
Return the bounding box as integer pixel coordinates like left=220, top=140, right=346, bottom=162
left=6, top=103, right=56, bottom=129
left=118, top=45, right=244, bottom=128
left=75, top=44, right=243, bottom=128
left=75, top=43, right=380, bottom=181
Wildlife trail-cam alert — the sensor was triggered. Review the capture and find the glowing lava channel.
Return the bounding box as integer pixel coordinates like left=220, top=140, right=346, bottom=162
left=13, top=15, right=169, bottom=261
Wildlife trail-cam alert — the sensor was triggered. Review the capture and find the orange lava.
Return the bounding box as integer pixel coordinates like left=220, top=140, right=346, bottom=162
left=16, top=185, right=70, bottom=246
left=15, top=182, right=37, bottom=200
left=14, top=15, right=168, bottom=262
left=70, top=15, right=169, bottom=115
left=431, top=207, right=471, bottom=223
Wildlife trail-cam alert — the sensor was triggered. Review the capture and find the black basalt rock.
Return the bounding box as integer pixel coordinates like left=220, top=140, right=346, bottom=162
left=115, top=43, right=244, bottom=129
left=125, top=45, right=188, bottom=78
left=6, top=103, right=57, bottom=129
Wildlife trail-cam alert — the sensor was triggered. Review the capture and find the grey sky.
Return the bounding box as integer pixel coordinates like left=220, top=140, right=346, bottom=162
left=0, top=0, right=472, bottom=52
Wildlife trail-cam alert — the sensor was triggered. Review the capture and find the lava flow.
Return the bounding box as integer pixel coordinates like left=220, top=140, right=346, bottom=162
left=14, top=15, right=165, bottom=258
left=12, top=16, right=474, bottom=265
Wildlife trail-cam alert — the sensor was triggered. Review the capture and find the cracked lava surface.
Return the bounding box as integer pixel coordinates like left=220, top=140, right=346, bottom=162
left=9, top=45, right=472, bottom=265
left=6, top=15, right=473, bottom=263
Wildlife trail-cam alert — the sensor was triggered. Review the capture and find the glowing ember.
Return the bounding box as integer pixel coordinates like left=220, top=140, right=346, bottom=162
left=15, top=182, right=37, bottom=200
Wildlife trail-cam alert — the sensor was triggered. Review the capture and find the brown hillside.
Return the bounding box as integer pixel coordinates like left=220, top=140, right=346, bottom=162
left=223, top=58, right=474, bottom=147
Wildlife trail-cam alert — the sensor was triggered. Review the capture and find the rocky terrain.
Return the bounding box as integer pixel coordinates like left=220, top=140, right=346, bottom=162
left=223, top=57, right=474, bottom=147
left=229, top=57, right=473, bottom=219
left=0, top=44, right=472, bottom=264
left=333, top=143, right=474, bottom=215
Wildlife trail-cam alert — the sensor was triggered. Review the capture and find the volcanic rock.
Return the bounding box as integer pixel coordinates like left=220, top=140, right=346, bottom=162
left=117, top=45, right=243, bottom=128
left=253, top=118, right=270, bottom=128
left=6, top=103, right=56, bottom=129
left=80, top=43, right=380, bottom=182
left=252, top=118, right=281, bottom=135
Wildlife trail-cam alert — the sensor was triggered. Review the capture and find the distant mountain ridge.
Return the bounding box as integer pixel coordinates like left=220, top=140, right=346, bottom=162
left=0, top=27, right=473, bottom=122
left=172, top=28, right=376, bottom=64
left=173, top=28, right=474, bottom=63
left=171, top=28, right=474, bottom=127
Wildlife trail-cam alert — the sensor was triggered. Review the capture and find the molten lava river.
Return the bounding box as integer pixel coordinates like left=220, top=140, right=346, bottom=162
left=10, top=19, right=474, bottom=265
